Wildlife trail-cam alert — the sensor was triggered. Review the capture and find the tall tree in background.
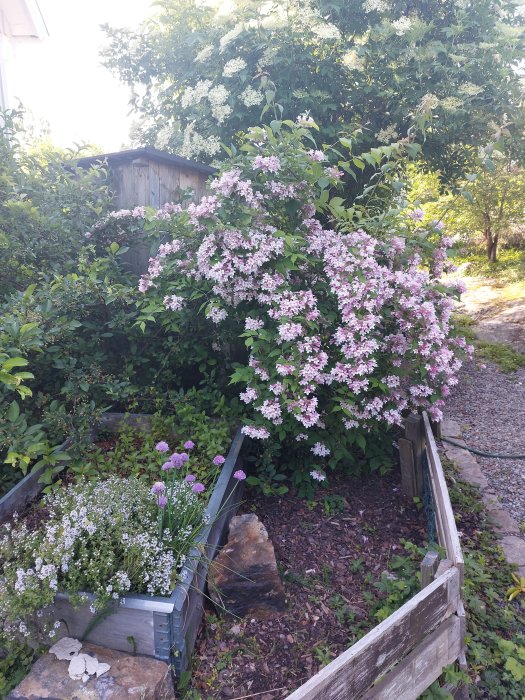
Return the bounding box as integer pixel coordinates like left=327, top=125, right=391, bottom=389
left=102, top=0, right=525, bottom=181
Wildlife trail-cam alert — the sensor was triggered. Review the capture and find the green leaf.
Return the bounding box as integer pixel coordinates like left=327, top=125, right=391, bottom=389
left=7, top=400, right=20, bottom=422
left=505, top=657, right=525, bottom=681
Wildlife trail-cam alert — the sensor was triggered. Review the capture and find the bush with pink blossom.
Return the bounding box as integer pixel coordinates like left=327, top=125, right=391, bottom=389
left=131, top=119, right=470, bottom=487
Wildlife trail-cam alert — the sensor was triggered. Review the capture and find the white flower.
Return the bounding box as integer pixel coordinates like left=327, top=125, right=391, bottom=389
left=211, top=103, right=232, bottom=125
left=310, top=470, right=326, bottom=482
left=392, top=16, right=412, bottom=35
left=220, top=25, right=243, bottom=52
left=362, top=0, right=391, bottom=12
left=311, top=23, right=340, bottom=40
left=208, top=84, right=230, bottom=106
left=311, top=442, right=330, bottom=457
left=181, top=80, right=212, bottom=109
left=223, top=57, right=247, bottom=77
left=195, top=45, right=213, bottom=63
left=240, top=86, right=264, bottom=107
left=342, top=50, right=364, bottom=72
left=376, top=123, right=399, bottom=143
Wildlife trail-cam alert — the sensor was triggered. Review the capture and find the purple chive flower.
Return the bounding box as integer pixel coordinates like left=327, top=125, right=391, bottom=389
left=155, top=441, right=169, bottom=453
left=157, top=495, right=168, bottom=508
left=213, top=455, right=226, bottom=466
left=151, top=481, right=166, bottom=494
left=184, top=441, right=195, bottom=450
left=161, top=461, right=174, bottom=471
left=170, top=453, right=185, bottom=469
left=192, top=482, right=206, bottom=494
left=180, top=452, right=189, bottom=464
left=233, top=470, right=246, bottom=481
left=185, top=474, right=196, bottom=483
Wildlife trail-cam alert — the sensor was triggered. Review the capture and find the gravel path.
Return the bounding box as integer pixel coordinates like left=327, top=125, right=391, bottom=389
left=446, top=358, right=525, bottom=529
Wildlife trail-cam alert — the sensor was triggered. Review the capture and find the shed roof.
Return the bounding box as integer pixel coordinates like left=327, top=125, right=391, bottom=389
left=77, top=146, right=216, bottom=176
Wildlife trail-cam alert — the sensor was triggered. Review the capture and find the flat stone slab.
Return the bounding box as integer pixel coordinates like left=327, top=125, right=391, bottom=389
left=8, top=643, right=173, bottom=700
left=488, top=509, right=520, bottom=535
left=500, top=536, right=525, bottom=567
left=441, top=419, right=462, bottom=439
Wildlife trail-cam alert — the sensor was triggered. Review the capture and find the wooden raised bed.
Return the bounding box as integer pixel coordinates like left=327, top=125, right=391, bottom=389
left=0, top=415, right=245, bottom=675
left=285, top=412, right=466, bottom=700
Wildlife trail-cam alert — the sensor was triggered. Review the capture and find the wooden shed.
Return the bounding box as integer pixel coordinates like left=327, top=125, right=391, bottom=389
left=77, top=147, right=216, bottom=274
left=77, top=146, right=216, bottom=210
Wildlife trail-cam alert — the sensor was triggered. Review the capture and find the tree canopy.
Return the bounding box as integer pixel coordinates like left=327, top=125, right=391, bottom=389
left=102, top=0, right=525, bottom=180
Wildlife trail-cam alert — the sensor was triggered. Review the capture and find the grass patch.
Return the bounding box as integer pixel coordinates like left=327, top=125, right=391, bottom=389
left=455, top=249, right=525, bottom=284
left=452, top=313, right=525, bottom=373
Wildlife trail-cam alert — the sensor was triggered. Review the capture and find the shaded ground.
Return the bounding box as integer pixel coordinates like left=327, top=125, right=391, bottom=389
left=183, top=470, right=425, bottom=699
left=454, top=266, right=525, bottom=353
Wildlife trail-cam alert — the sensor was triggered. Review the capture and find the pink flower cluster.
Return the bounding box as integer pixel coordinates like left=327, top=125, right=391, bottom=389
left=135, top=124, right=469, bottom=447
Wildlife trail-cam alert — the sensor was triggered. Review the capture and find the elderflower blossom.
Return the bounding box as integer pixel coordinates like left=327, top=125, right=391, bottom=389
left=392, top=16, right=412, bottom=35
left=223, top=57, right=247, bottom=77
left=342, top=50, right=365, bottom=72
left=376, top=124, right=399, bottom=143
left=181, top=80, right=212, bottom=109
left=220, top=25, right=243, bottom=52
left=195, top=45, right=213, bottom=63
left=362, top=0, right=391, bottom=12
left=240, top=86, right=264, bottom=107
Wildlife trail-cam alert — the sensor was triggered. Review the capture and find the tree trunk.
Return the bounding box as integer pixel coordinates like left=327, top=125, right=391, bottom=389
left=484, top=228, right=498, bottom=263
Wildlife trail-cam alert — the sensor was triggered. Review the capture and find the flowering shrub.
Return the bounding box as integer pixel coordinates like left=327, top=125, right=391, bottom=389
left=133, top=119, right=470, bottom=485
left=0, top=475, right=205, bottom=642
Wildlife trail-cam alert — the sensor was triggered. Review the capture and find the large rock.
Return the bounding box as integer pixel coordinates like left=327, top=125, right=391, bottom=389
left=8, top=643, right=173, bottom=700
left=208, top=513, right=286, bottom=619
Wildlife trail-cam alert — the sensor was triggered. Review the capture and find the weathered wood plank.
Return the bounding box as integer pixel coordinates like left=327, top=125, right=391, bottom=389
left=52, top=595, right=156, bottom=656
left=0, top=438, right=73, bottom=523
left=420, top=551, right=439, bottom=589
left=362, top=615, right=462, bottom=699
left=423, top=412, right=464, bottom=585
left=286, top=567, right=460, bottom=700
left=399, top=438, right=417, bottom=497
left=405, top=414, right=424, bottom=496
left=435, top=559, right=453, bottom=579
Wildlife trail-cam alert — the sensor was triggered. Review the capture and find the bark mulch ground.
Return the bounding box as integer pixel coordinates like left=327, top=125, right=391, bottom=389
left=183, top=468, right=426, bottom=699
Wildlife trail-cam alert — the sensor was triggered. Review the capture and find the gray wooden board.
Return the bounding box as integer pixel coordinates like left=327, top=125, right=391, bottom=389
left=362, top=615, right=462, bottom=699
left=285, top=567, right=460, bottom=700
left=0, top=437, right=73, bottom=523
left=52, top=596, right=156, bottom=657
left=423, top=412, right=464, bottom=584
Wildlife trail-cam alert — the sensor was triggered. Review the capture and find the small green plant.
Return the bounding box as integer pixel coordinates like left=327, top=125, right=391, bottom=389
left=507, top=574, right=525, bottom=601
left=350, top=557, right=365, bottom=573
left=312, top=643, right=333, bottom=668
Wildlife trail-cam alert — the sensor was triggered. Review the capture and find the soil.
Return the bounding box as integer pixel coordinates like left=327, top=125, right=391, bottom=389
left=184, top=468, right=426, bottom=699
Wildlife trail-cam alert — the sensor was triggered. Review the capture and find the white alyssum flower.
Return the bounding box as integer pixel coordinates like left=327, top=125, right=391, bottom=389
left=223, top=57, right=247, bottom=77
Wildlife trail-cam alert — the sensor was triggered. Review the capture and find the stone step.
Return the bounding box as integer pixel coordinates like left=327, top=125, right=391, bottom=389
left=8, top=642, right=174, bottom=700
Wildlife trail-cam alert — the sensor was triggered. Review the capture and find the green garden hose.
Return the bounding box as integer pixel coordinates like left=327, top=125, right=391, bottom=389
left=441, top=436, right=525, bottom=460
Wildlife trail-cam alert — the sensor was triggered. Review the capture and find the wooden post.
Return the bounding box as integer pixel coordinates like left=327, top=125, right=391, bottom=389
left=401, top=413, right=425, bottom=497
left=431, top=419, right=442, bottom=440
left=420, top=551, right=439, bottom=589
left=399, top=437, right=417, bottom=497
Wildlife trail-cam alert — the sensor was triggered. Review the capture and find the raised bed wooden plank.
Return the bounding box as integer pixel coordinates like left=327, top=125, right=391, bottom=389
left=0, top=437, right=73, bottom=523
left=423, top=412, right=464, bottom=584
left=362, top=615, right=462, bottom=699
left=285, top=567, right=460, bottom=700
